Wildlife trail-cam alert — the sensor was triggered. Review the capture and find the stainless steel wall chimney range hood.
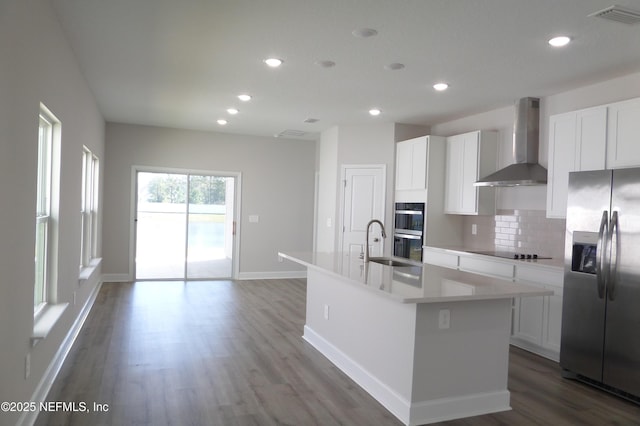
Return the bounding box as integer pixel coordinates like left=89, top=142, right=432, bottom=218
left=475, top=97, right=547, bottom=187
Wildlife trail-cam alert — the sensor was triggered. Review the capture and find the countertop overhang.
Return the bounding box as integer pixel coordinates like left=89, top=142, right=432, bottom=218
left=279, top=251, right=552, bottom=304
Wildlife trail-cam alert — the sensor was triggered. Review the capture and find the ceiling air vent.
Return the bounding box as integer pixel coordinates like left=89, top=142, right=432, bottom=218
left=276, top=129, right=306, bottom=138
left=589, top=5, right=640, bottom=24
left=303, top=118, right=319, bottom=123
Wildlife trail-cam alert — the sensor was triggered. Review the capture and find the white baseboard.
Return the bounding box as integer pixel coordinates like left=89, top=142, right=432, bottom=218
left=303, top=325, right=511, bottom=426
left=303, top=325, right=411, bottom=423
left=409, top=390, right=510, bottom=425
left=101, top=273, right=131, bottom=282
left=237, top=270, right=306, bottom=280
left=19, top=280, right=103, bottom=426
left=510, top=339, right=560, bottom=362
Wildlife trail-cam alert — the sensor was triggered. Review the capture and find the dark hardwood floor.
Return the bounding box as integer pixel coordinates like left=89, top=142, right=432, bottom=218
left=37, top=279, right=640, bottom=426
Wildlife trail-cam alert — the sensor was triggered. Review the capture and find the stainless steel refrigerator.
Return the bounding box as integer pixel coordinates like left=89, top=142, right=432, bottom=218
left=560, top=168, right=640, bottom=400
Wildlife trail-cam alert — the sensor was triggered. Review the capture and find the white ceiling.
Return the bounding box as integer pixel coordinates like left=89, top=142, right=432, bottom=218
left=51, top=0, right=640, bottom=140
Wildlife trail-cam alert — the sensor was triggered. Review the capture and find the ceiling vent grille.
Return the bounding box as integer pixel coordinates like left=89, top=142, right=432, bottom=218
left=303, top=118, right=319, bottom=123
left=276, top=129, right=306, bottom=138
left=589, top=5, right=640, bottom=24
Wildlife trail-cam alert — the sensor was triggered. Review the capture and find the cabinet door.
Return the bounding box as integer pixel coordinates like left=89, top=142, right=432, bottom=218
left=513, top=295, right=544, bottom=345
left=576, top=106, right=607, bottom=171
left=460, top=132, right=480, bottom=214
left=410, top=139, right=427, bottom=189
left=444, top=134, right=464, bottom=213
left=396, top=137, right=427, bottom=190
left=542, top=285, right=563, bottom=354
left=606, top=97, right=640, bottom=169
left=546, top=112, right=577, bottom=218
left=395, top=140, right=413, bottom=190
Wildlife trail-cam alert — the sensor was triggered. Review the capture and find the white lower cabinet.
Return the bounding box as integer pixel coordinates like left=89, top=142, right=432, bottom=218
left=512, top=265, right=563, bottom=361
left=423, top=247, right=563, bottom=361
left=512, top=295, right=544, bottom=346
left=542, top=284, right=563, bottom=354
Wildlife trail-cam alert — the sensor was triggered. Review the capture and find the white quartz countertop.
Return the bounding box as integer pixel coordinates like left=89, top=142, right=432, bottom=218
left=424, top=245, right=564, bottom=271
left=279, top=251, right=552, bottom=304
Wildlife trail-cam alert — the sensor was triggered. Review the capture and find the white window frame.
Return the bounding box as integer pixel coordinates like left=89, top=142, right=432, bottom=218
left=80, top=146, right=99, bottom=269
left=35, top=106, right=59, bottom=316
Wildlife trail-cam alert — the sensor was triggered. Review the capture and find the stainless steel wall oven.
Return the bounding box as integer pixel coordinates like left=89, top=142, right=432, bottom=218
left=393, top=202, right=424, bottom=262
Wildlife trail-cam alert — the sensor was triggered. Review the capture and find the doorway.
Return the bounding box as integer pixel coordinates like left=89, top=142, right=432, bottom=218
left=340, top=165, right=386, bottom=260
left=134, top=170, right=237, bottom=280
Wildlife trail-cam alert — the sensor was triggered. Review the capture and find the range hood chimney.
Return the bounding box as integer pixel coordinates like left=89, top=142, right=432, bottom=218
left=475, top=97, right=547, bottom=187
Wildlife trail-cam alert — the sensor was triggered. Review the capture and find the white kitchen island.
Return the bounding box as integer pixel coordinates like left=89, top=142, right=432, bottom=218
left=278, top=251, right=552, bottom=426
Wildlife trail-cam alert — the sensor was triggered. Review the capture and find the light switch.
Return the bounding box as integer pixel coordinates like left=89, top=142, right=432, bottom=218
left=438, top=309, right=451, bottom=329
left=249, top=215, right=259, bottom=223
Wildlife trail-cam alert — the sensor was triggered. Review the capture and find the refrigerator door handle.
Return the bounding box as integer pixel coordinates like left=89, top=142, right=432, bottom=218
left=607, top=210, right=620, bottom=301
left=596, top=210, right=609, bottom=299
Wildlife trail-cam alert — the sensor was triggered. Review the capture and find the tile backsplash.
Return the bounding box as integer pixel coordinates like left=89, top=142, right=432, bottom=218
left=462, top=209, right=565, bottom=260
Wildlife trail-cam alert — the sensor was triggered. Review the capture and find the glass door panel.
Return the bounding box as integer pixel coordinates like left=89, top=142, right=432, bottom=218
left=186, top=175, right=233, bottom=278
left=135, top=172, right=188, bottom=279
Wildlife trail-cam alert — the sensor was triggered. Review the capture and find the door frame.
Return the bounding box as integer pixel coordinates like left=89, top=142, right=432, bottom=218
left=129, top=165, right=242, bottom=280
left=338, top=164, right=387, bottom=260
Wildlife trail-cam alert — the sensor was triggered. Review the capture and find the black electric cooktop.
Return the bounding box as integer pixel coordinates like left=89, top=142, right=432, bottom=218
left=467, top=250, right=552, bottom=260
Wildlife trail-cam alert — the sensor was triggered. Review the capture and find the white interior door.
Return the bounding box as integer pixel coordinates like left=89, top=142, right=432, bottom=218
left=340, top=165, right=386, bottom=260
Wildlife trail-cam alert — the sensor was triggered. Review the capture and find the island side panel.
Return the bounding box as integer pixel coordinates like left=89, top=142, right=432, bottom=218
left=409, top=299, right=512, bottom=423
left=303, top=268, right=418, bottom=420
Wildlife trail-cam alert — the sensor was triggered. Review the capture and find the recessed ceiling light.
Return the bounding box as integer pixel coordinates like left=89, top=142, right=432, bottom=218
left=433, top=82, right=449, bottom=91
left=548, top=36, right=571, bottom=47
left=237, top=94, right=252, bottom=102
left=264, top=58, right=283, bottom=67
left=227, top=108, right=239, bottom=115
left=217, top=119, right=227, bottom=125
left=315, top=60, right=336, bottom=68
left=352, top=28, right=378, bottom=38
left=384, top=63, right=405, bottom=71
left=369, top=108, right=381, bottom=116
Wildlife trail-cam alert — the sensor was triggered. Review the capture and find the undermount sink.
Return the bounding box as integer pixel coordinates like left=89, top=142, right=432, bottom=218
left=368, top=257, right=419, bottom=268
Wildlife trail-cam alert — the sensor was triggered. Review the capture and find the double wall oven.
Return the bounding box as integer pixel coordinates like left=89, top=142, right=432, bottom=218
left=393, top=202, right=424, bottom=262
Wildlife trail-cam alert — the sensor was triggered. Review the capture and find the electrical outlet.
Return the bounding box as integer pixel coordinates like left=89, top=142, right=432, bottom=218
left=73, top=291, right=77, bottom=306
left=277, top=255, right=283, bottom=263
left=323, top=304, right=330, bottom=320
left=25, top=353, right=30, bottom=379
left=471, top=224, right=477, bottom=235
left=438, top=309, right=451, bottom=329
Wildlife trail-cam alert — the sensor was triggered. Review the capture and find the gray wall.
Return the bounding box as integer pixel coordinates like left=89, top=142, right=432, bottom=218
left=0, top=0, right=105, bottom=421
left=103, top=123, right=316, bottom=279
left=314, top=123, right=430, bottom=254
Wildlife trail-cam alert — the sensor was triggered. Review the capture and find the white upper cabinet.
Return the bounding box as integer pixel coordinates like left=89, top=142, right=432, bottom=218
left=546, top=98, right=640, bottom=218
left=395, top=136, right=428, bottom=191
left=546, top=106, right=607, bottom=218
left=576, top=107, right=607, bottom=171
left=606, top=97, right=640, bottom=169
left=444, top=130, right=497, bottom=215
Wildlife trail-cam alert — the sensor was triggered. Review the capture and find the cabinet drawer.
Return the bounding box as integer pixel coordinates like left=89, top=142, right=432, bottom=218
left=422, top=250, right=459, bottom=269
left=459, top=256, right=514, bottom=279
left=516, top=265, right=563, bottom=287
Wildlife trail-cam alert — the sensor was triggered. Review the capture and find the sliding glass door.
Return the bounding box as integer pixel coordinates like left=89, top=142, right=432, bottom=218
left=135, top=171, right=235, bottom=280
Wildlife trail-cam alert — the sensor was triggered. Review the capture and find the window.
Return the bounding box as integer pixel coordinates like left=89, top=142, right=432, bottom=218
left=35, top=106, right=59, bottom=315
left=80, top=147, right=99, bottom=268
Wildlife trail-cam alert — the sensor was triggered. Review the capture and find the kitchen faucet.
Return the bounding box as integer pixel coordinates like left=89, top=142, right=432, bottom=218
left=364, top=219, right=386, bottom=262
